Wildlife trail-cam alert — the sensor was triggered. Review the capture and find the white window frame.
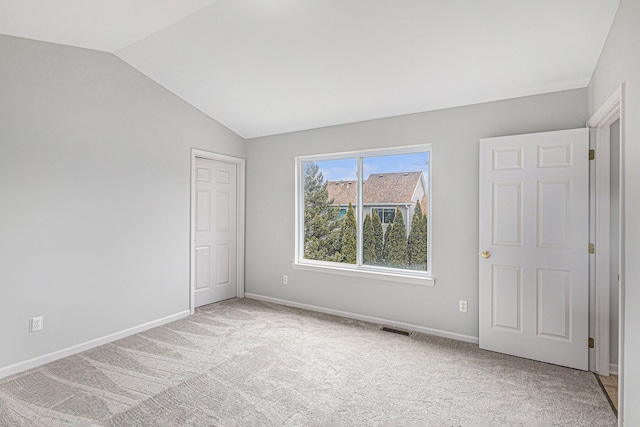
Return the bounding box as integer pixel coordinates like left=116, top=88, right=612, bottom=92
left=294, top=144, right=433, bottom=286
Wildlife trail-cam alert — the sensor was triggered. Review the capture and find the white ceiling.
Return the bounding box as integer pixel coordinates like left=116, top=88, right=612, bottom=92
left=0, top=1, right=620, bottom=138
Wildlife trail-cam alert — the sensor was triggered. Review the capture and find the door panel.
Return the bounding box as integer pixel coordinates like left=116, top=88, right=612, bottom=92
left=216, top=191, right=230, bottom=231
left=538, top=181, right=570, bottom=247
left=536, top=268, right=571, bottom=340
left=196, top=190, right=211, bottom=231
left=492, top=182, right=523, bottom=246
left=491, top=264, right=523, bottom=332
left=479, top=128, right=589, bottom=370
left=195, top=246, right=211, bottom=290
left=216, top=243, right=230, bottom=285
left=194, top=157, right=237, bottom=307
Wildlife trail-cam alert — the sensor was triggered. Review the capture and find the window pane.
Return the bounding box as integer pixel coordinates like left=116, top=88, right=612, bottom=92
left=384, top=209, right=395, bottom=224
left=361, top=152, right=429, bottom=270
left=303, top=158, right=357, bottom=264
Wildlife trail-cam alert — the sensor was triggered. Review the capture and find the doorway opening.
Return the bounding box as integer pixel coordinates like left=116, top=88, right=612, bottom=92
left=588, top=84, right=624, bottom=421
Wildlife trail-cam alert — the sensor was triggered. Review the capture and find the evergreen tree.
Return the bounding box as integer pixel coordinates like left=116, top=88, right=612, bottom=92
left=407, top=201, right=427, bottom=270
left=303, top=163, right=342, bottom=262
left=362, top=213, right=376, bottom=265
left=422, top=213, right=428, bottom=269
left=372, top=210, right=384, bottom=264
left=415, top=201, right=423, bottom=221
left=385, top=207, right=408, bottom=269
left=340, top=202, right=357, bottom=264
left=382, top=222, right=393, bottom=264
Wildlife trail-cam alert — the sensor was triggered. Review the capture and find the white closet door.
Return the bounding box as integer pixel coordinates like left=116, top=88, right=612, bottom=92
left=194, top=158, right=237, bottom=306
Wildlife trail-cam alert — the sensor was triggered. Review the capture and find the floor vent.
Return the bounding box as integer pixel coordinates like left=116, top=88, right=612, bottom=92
left=381, top=326, right=411, bottom=337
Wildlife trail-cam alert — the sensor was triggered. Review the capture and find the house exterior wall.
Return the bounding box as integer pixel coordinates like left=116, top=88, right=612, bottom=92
left=330, top=171, right=428, bottom=235
left=336, top=204, right=413, bottom=234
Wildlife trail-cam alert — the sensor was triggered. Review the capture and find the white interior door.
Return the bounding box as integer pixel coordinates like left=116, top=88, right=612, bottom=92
left=194, top=157, right=237, bottom=307
left=479, top=128, right=589, bottom=370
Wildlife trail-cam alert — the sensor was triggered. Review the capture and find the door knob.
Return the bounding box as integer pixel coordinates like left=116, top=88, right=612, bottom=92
left=481, top=251, right=491, bottom=258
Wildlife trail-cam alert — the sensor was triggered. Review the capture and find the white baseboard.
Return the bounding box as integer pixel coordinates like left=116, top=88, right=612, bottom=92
left=0, top=310, right=190, bottom=380
left=610, top=363, right=618, bottom=376
left=245, top=293, right=479, bottom=345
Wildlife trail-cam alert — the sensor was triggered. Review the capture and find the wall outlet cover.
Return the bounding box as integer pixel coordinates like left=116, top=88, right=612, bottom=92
left=459, top=301, right=468, bottom=313
left=30, top=316, right=43, bottom=332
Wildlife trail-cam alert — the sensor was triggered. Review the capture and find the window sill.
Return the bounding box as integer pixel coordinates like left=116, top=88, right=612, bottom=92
left=292, top=262, right=435, bottom=286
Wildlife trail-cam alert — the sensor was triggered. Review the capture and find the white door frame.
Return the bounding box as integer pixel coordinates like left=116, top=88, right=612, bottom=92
left=587, top=84, right=625, bottom=421
left=190, top=149, right=245, bottom=314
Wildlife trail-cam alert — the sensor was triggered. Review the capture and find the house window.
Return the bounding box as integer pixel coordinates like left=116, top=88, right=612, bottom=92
left=373, top=208, right=395, bottom=224
left=296, top=145, right=431, bottom=278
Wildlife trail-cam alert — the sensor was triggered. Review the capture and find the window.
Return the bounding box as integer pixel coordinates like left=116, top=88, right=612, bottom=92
left=373, top=208, right=396, bottom=224
left=296, top=145, right=431, bottom=280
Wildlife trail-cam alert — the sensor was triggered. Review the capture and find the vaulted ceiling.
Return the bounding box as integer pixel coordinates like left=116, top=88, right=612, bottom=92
left=0, top=1, right=620, bottom=138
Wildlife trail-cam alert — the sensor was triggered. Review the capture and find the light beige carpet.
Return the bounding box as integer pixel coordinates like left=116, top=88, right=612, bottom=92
left=0, top=298, right=616, bottom=426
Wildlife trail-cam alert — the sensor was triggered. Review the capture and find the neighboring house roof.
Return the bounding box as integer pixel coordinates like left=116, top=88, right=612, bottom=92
left=327, top=171, right=426, bottom=207
left=326, top=180, right=357, bottom=206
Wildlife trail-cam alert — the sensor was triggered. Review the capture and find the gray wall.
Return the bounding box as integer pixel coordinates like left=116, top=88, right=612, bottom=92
left=0, top=35, right=246, bottom=370
left=588, top=0, right=640, bottom=421
left=245, top=89, right=587, bottom=339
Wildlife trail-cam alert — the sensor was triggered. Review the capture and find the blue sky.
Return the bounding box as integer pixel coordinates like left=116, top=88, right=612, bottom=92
left=310, top=152, right=430, bottom=183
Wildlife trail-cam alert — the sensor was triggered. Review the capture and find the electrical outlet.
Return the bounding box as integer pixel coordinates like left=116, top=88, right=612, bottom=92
left=30, top=316, right=43, bottom=332
left=283, top=275, right=288, bottom=285
left=459, top=300, right=468, bottom=313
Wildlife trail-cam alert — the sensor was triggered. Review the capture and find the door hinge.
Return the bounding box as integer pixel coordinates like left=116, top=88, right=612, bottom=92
left=589, top=149, right=595, bottom=160
left=588, top=243, right=595, bottom=254
left=589, top=337, right=595, bottom=349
